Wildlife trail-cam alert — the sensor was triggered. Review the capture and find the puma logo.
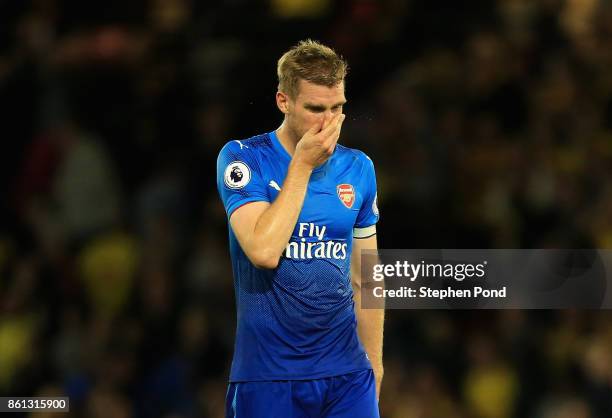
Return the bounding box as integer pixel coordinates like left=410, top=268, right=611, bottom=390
left=269, top=180, right=281, bottom=191
left=235, top=140, right=248, bottom=149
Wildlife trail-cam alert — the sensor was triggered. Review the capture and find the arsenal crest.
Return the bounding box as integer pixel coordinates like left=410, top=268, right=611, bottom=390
left=337, top=184, right=355, bottom=209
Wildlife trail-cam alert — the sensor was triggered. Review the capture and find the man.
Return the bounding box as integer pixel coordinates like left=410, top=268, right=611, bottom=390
left=217, top=39, right=383, bottom=418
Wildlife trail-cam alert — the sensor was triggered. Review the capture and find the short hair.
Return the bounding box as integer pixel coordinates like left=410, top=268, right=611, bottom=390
left=277, top=39, right=348, bottom=99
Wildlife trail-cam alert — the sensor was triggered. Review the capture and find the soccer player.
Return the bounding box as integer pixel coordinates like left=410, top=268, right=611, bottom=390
left=217, top=39, right=383, bottom=418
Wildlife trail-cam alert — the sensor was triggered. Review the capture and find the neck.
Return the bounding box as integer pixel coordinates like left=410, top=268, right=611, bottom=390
left=275, top=121, right=299, bottom=156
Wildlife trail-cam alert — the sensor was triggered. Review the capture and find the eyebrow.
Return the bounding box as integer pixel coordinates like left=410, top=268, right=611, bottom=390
left=304, top=101, right=347, bottom=111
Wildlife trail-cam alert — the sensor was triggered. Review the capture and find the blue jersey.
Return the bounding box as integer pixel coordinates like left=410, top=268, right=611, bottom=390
left=216, top=130, right=379, bottom=382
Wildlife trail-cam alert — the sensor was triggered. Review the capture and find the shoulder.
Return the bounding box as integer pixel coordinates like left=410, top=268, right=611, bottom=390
left=218, top=133, right=274, bottom=160
left=335, top=144, right=375, bottom=168
left=217, top=133, right=275, bottom=186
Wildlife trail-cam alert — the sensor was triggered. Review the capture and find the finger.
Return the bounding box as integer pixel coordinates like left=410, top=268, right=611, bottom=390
left=320, top=112, right=333, bottom=131
left=324, top=131, right=340, bottom=154
left=303, top=116, right=325, bottom=138
left=326, top=142, right=337, bottom=155
left=323, top=114, right=345, bottom=145
left=319, top=113, right=343, bottom=139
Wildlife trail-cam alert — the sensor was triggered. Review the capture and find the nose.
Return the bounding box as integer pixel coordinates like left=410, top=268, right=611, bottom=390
left=320, top=110, right=334, bottom=122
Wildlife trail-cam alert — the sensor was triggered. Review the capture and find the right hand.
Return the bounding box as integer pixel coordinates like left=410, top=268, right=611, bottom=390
left=294, top=113, right=346, bottom=169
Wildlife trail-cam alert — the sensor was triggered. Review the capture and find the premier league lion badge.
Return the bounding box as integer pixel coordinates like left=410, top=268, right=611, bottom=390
left=224, top=161, right=251, bottom=189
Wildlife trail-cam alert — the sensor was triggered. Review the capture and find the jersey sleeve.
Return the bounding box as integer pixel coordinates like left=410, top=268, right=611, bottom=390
left=354, top=154, right=379, bottom=236
left=217, top=140, right=270, bottom=218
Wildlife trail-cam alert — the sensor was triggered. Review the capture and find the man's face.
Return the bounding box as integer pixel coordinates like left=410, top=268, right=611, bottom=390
left=280, top=79, right=346, bottom=140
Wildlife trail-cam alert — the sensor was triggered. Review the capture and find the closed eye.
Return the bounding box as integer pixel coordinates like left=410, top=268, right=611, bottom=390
left=304, top=102, right=346, bottom=113
left=305, top=105, right=326, bottom=113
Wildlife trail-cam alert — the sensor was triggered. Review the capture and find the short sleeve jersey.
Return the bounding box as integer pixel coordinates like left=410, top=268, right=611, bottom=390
left=217, top=130, right=379, bottom=382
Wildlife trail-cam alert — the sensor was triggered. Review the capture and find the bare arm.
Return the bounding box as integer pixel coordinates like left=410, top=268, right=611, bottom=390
left=229, top=159, right=311, bottom=269
left=351, top=234, right=384, bottom=400
left=230, top=113, right=345, bottom=269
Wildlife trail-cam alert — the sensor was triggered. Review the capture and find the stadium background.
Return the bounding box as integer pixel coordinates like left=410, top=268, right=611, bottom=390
left=1, top=0, right=612, bottom=417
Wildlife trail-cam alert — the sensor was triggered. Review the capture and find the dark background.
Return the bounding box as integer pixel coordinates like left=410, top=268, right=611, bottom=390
left=1, top=0, right=612, bottom=417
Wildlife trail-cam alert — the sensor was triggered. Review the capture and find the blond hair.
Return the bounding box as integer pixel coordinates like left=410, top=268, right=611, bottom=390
left=277, top=39, right=348, bottom=99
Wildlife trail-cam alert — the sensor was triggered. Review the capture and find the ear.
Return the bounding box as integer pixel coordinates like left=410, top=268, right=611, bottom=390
left=276, top=91, right=290, bottom=114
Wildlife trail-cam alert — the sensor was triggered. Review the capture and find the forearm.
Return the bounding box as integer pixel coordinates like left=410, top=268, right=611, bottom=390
left=251, top=158, right=312, bottom=265
left=353, top=284, right=384, bottom=397
left=354, top=289, right=384, bottom=367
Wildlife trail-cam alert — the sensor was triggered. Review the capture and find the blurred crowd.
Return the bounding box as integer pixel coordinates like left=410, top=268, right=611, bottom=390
left=1, top=0, right=612, bottom=417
